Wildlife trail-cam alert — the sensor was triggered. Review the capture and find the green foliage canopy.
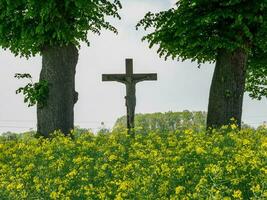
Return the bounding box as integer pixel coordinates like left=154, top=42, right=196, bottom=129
left=137, top=0, right=267, bottom=63
left=246, top=67, right=267, bottom=100
left=246, top=49, right=267, bottom=100
left=0, top=0, right=121, bottom=57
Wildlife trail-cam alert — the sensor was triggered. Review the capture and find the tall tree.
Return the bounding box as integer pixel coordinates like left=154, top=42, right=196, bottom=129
left=0, top=0, right=121, bottom=137
left=137, top=0, right=267, bottom=128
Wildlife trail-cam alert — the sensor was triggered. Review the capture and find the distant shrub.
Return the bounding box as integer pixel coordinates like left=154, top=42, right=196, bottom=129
left=0, top=127, right=266, bottom=199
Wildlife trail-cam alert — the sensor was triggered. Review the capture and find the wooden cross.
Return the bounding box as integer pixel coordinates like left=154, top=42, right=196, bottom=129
left=102, top=58, right=157, bottom=134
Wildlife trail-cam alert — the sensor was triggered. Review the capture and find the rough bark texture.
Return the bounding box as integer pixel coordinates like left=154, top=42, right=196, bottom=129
left=37, top=44, right=79, bottom=137
left=207, top=48, right=248, bottom=129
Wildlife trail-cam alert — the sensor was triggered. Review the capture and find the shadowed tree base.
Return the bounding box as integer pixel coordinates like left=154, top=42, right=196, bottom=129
left=37, top=44, right=79, bottom=137
left=207, top=48, right=248, bottom=129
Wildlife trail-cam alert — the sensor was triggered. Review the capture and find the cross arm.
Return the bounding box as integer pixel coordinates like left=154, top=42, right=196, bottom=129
left=133, top=73, right=157, bottom=83
left=102, top=74, right=126, bottom=83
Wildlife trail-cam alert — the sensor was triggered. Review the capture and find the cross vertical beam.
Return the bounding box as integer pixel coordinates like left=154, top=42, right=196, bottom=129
left=126, top=59, right=133, bottom=75
left=102, top=58, right=157, bottom=135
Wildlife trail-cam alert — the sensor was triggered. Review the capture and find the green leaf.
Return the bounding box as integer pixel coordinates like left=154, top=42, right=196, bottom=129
left=0, top=0, right=122, bottom=57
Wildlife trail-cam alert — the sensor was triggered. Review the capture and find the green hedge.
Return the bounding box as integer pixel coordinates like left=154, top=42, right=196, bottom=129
left=0, top=126, right=266, bottom=199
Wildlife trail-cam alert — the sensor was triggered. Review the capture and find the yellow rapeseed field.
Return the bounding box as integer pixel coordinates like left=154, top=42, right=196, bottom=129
left=0, top=126, right=266, bottom=199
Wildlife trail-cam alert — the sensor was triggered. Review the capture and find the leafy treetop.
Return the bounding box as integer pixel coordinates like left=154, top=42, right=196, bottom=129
left=0, top=0, right=121, bottom=57
left=137, top=0, right=267, bottom=63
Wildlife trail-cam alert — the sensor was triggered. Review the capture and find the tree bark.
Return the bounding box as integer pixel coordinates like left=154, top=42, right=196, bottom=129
left=207, top=48, right=248, bottom=129
left=37, top=44, right=79, bottom=137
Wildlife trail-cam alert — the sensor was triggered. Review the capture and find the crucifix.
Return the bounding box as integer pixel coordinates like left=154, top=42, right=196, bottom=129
left=102, top=58, right=157, bottom=134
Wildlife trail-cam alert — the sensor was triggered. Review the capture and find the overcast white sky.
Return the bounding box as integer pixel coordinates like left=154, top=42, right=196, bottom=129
left=0, top=0, right=267, bottom=133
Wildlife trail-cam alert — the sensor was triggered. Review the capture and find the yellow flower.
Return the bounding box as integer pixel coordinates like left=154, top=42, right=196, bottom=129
left=16, top=167, right=22, bottom=172
left=73, top=157, right=82, bottom=164
left=204, top=164, right=221, bottom=175
left=251, top=184, right=261, bottom=193
left=262, top=140, right=267, bottom=148
left=161, top=163, right=170, bottom=174
left=108, top=154, right=117, bottom=161
left=16, top=183, right=24, bottom=190
left=50, top=191, right=58, bottom=199
left=242, top=139, right=250, bottom=145
left=7, top=183, right=15, bottom=190
left=231, top=178, right=240, bottom=185
left=175, top=186, right=185, bottom=195
left=118, top=181, right=130, bottom=191
left=226, top=164, right=235, bottom=173
left=25, top=163, right=35, bottom=171
left=184, top=129, right=192, bottom=135
left=35, top=183, right=42, bottom=192
left=18, top=143, right=25, bottom=149
left=230, top=123, right=237, bottom=130
left=176, top=166, right=185, bottom=175
left=115, top=193, right=123, bottom=200
left=21, top=191, right=28, bottom=198
left=67, top=169, right=77, bottom=178
left=212, top=147, right=224, bottom=156
left=48, top=155, right=54, bottom=160
left=261, top=168, right=267, bottom=174
left=195, top=146, right=206, bottom=154
left=232, top=190, right=242, bottom=199
left=54, top=178, right=61, bottom=184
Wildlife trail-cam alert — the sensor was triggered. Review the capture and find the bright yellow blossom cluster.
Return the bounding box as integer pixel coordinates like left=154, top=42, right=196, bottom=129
left=0, top=127, right=266, bottom=199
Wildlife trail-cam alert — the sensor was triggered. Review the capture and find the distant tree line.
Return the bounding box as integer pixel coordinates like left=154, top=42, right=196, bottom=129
left=113, top=111, right=254, bottom=133
left=113, top=111, right=207, bottom=132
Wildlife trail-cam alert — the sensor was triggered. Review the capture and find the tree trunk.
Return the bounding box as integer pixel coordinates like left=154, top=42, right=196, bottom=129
left=37, top=44, right=79, bottom=137
left=207, top=48, right=248, bottom=129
